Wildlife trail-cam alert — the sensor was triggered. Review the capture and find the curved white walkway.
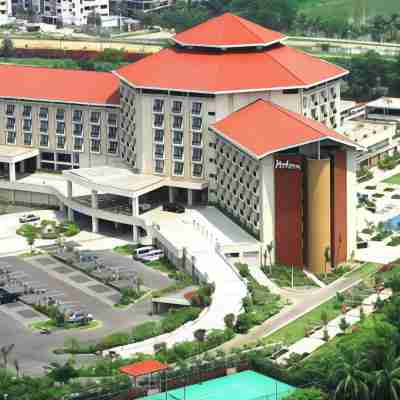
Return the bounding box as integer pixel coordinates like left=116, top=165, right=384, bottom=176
left=103, top=213, right=249, bottom=358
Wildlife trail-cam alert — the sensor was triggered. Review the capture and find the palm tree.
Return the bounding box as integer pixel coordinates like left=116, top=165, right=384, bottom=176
left=334, top=350, right=370, bottom=400
left=373, top=351, right=400, bottom=400
left=0, top=344, right=15, bottom=369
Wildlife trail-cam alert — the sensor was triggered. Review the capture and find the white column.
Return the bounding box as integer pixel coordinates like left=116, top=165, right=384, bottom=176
left=91, top=190, right=98, bottom=209
left=168, top=187, right=175, bottom=203
left=67, top=180, right=73, bottom=199
left=92, top=217, right=99, bottom=233
left=9, top=162, right=16, bottom=183
left=132, top=225, right=139, bottom=243
left=36, top=155, right=40, bottom=170
left=187, top=189, right=193, bottom=207
left=132, top=197, right=139, bottom=217
left=67, top=207, right=74, bottom=221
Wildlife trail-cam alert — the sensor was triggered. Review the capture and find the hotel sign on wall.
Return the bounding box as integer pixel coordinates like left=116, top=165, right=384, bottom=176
left=275, top=159, right=302, bottom=171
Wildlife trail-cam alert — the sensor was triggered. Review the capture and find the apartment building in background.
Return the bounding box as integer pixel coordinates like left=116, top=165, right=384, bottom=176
left=0, top=13, right=361, bottom=273
left=42, top=0, right=109, bottom=25
left=0, top=0, right=12, bottom=24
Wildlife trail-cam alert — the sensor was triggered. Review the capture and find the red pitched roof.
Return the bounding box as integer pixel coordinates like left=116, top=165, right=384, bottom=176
left=173, top=13, right=286, bottom=47
left=117, top=45, right=347, bottom=93
left=0, top=65, right=119, bottom=105
left=119, top=360, right=169, bottom=377
left=211, top=100, right=358, bottom=158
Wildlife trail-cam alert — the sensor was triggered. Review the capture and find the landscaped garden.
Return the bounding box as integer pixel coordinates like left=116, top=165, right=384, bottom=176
left=384, top=173, right=400, bottom=185
left=261, top=264, right=316, bottom=288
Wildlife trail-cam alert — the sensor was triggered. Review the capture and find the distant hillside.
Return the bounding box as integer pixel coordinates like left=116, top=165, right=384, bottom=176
left=298, top=0, right=400, bottom=23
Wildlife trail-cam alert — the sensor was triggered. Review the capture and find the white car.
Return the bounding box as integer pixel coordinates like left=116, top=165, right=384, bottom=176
left=19, top=214, right=40, bottom=223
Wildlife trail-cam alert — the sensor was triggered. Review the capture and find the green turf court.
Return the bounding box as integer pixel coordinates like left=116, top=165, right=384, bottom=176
left=139, top=370, right=295, bottom=400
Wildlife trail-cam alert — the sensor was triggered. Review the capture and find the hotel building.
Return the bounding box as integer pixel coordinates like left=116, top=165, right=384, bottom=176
left=0, top=13, right=361, bottom=273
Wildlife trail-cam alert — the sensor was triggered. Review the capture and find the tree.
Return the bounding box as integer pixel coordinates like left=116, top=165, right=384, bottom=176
left=321, top=310, right=329, bottom=327
left=224, top=313, right=235, bottom=329
left=373, top=350, right=400, bottom=400
left=334, top=350, right=370, bottom=400
left=339, top=316, right=349, bottom=334
left=26, top=231, right=37, bottom=255
left=324, top=246, right=331, bottom=279
left=0, top=344, right=15, bottom=369
left=1, top=36, right=14, bottom=58
left=194, top=329, right=206, bottom=342
left=46, top=360, right=78, bottom=383
left=266, top=241, right=274, bottom=274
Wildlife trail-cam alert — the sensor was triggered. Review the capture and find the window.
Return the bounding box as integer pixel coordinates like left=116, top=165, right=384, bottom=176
left=173, top=162, right=184, bottom=176
left=108, top=113, right=117, bottom=125
left=153, top=114, right=164, bottom=128
left=24, top=132, right=32, bottom=146
left=56, top=121, right=65, bottom=135
left=73, top=110, right=83, bottom=122
left=73, top=123, right=83, bottom=136
left=73, top=137, right=84, bottom=151
left=192, top=117, right=202, bottom=131
left=90, top=111, right=101, bottom=123
left=40, top=134, right=49, bottom=147
left=6, top=117, right=15, bottom=130
left=153, top=99, right=164, bottom=113
left=154, top=129, right=164, bottom=143
left=193, top=163, right=203, bottom=177
left=192, top=131, right=202, bottom=146
left=173, top=146, right=184, bottom=160
left=6, top=131, right=16, bottom=144
left=108, top=141, right=118, bottom=154
left=192, top=147, right=202, bottom=162
left=56, top=135, right=66, bottom=149
left=39, top=107, right=48, bottom=119
left=23, top=105, right=32, bottom=117
left=173, top=131, right=183, bottom=145
left=56, top=108, right=65, bottom=120
left=91, top=125, right=101, bottom=137
left=154, top=159, right=164, bottom=174
left=172, top=100, right=182, bottom=114
left=57, top=153, right=71, bottom=163
left=6, top=104, right=15, bottom=115
left=108, top=126, right=118, bottom=139
left=40, top=120, right=48, bottom=133
left=23, top=119, right=32, bottom=131
left=172, top=115, right=183, bottom=130
left=90, top=139, right=101, bottom=153
left=154, top=144, right=164, bottom=159
left=192, top=102, right=202, bottom=115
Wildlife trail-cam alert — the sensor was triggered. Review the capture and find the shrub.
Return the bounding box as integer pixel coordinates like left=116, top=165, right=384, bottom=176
left=131, top=321, right=161, bottom=342
left=224, top=313, right=235, bottom=329
left=161, top=307, right=201, bottom=333
left=285, top=388, right=328, bottom=400
left=235, top=313, right=254, bottom=333
left=236, top=262, right=250, bottom=278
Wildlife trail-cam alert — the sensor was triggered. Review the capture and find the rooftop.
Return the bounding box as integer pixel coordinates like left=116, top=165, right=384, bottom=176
left=211, top=99, right=359, bottom=158
left=0, top=145, right=39, bottom=163
left=116, top=44, right=347, bottom=93
left=0, top=65, right=120, bottom=106
left=119, top=360, right=168, bottom=378
left=172, top=12, right=286, bottom=48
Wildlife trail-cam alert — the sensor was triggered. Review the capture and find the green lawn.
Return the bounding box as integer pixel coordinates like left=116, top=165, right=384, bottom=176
left=262, top=265, right=316, bottom=287
left=264, top=297, right=341, bottom=347
left=344, top=262, right=381, bottom=280
left=30, top=319, right=100, bottom=332
left=383, top=173, right=400, bottom=185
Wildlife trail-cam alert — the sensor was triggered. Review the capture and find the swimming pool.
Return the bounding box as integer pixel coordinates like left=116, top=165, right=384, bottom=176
left=386, top=215, right=400, bottom=231
left=138, top=370, right=296, bottom=400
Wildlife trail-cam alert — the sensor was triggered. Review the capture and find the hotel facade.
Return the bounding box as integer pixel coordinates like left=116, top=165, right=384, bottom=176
left=0, top=13, right=360, bottom=273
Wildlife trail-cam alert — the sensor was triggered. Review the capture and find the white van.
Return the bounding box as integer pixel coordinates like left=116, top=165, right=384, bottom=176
left=139, top=249, right=164, bottom=262
left=134, top=246, right=154, bottom=259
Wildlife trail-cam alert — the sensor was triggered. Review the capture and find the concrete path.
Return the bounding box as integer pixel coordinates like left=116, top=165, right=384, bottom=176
left=216, top=270, right=371, bottom=353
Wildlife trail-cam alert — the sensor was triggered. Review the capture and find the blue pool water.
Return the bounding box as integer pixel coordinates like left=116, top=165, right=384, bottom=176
left=386, top=215, right=400, bottom=231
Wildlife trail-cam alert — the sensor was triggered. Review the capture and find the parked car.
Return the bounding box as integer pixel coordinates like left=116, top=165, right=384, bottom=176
left=138, top=249, right=164, bottom=262
left=66, top=311, right=93, bottom=323
left=19, top=214, right=40, bottom=223
left=162, top=203, right=185, bottom=213
left=133, top=246, right=154, bottom=260
left=0, top=288, right=19, bottom=304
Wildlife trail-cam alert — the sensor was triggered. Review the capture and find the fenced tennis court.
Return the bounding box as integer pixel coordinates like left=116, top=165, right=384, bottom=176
left=139, top=370, right=295, bottom=400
